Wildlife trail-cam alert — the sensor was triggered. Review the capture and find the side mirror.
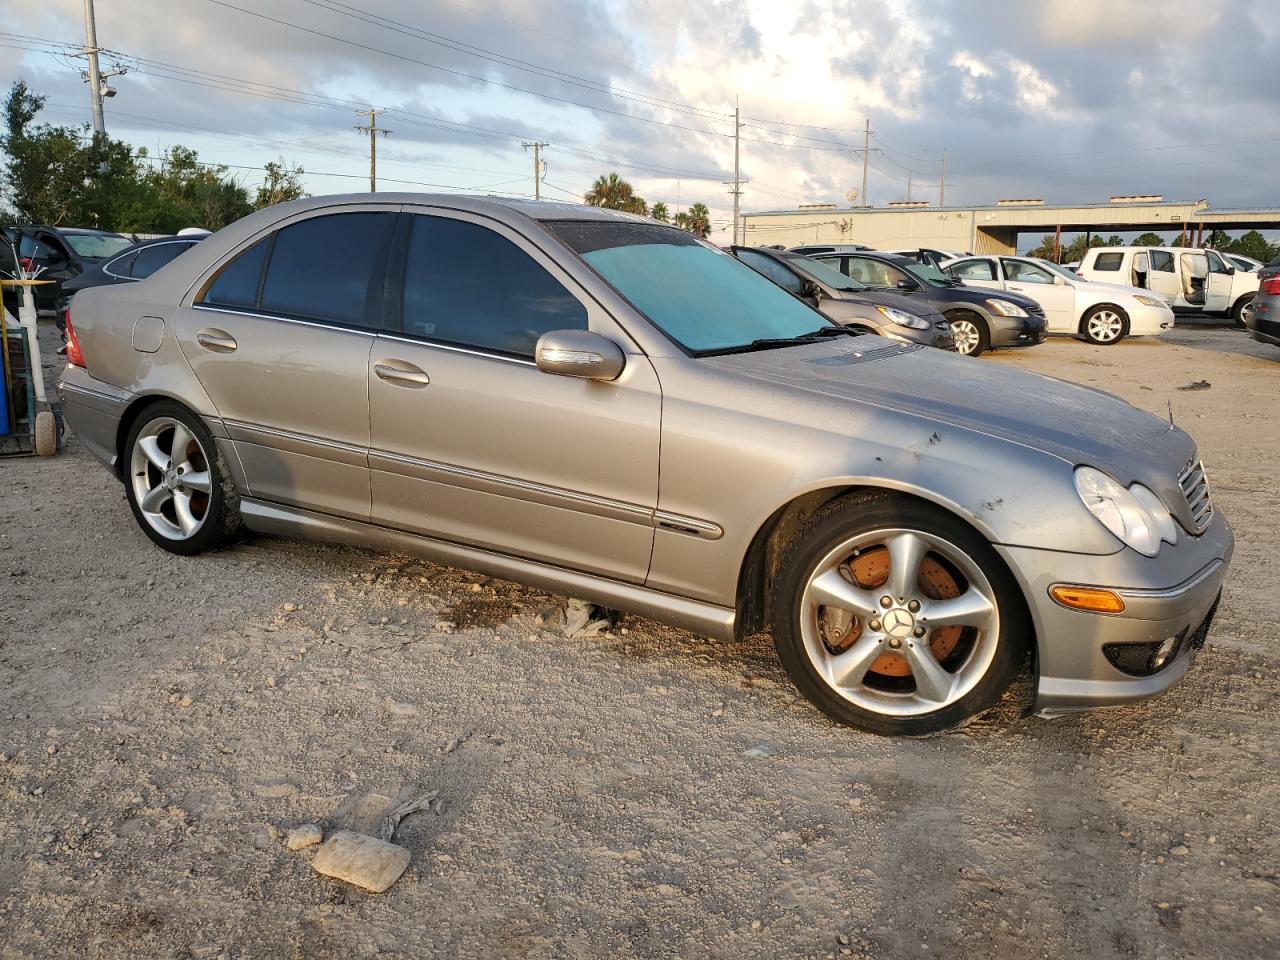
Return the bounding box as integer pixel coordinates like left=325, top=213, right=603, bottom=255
left=535, top=329, right=625, bottom=381
left=895, top=277, right=920, bottom=291
left=1053, top=274, right=1066, bottom=285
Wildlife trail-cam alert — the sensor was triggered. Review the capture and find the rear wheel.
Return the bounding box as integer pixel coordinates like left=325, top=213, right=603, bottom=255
left=1232, top=294, right=1254, bottom=328
left=771, top=494, right=1028, bottom=736
left=1080, top=305, right=1128, bottom=345
left=124, top=402, right=242, bottom=555
left=948, top=313, right=988, bottom=357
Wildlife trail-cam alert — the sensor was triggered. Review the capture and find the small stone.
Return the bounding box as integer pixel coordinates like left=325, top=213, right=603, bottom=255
left=266, top=676, right=277, bottom=689
left=1170, top=845, right=1189, bottom=856
left=471, top=583, right=482, bottom=593
left=286, top=823, right=323, bottom=851
left=282, top=603, right=298, bottom=613
left=311, top=830, right=410, bottom=893
left=838, top=934, right=850, bottom=945
left=654, top=883, right=680, bottom=897
left=751, top=920, right=761, bottom=930
left=0, top=751, right=12, bottom=763
left=743, top=743, right=775, bottom=759
left=1155, top=856, right=1166, bottom=865
left=711, top=708, right=723, bottom=718
left=1119, top=830, right=1132, bottom=839
left=46, top=745, right=57, bottom=756
left=1156, top=902, right=1171, bottom=910
left=442, top=738, right=460, bottom=754
left=178, top=695, right=194, bottom=708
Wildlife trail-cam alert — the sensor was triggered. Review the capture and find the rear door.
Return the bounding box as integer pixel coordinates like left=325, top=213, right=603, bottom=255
left=1146, top=250, right=1183, bottom=305
left=179, top=206, right=397, bottom=519
left=367, top=209, right=662, bottom=582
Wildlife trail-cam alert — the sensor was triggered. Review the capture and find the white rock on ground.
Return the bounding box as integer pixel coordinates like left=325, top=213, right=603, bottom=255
left=311, top=829, right=411, bottom=893
left=286, top=823, right=323, bottom=851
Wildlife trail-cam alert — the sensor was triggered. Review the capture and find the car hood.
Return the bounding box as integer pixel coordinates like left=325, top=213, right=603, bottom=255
left=929, top=284, right=1042, bottom=311
left=705, top=337, right=1198, bottom=522
left=825, top=287, right=944, bottom=318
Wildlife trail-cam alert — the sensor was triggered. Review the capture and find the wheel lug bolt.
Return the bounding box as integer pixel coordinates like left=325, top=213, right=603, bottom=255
left=914, top=626, right=927, bottom=638
left=907, top=599, right=920, bottom=612
left=869, top=619, right=881, bottom=632
left=879, top=596, right=892, bottom=608
left=887, top=637, right=902, bottom=649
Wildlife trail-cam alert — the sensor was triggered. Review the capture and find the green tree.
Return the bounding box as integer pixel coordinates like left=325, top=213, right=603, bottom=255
left=651, top=202, right=669, bottom=222
left=673, top=211, right=689, bottom=230
left=143, top=145, right=252, bottom=230
left=685, top=202, right=711, bottom=239
left=1132, top=232, right=1165, bottom=246
left=1227, top=229, right=1277, bottom=263
left=2, top=81, right=97, bottom=225
left=255, top=160, right=307, bottom=209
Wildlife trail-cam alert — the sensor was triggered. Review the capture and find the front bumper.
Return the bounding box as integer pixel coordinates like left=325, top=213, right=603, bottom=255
left=1128, top=302, right=1176, bottom=336
left=884, top=314, right=954, bottom=351
left=996, top=510, right=1234, bottom=716
left=1245, top=296, right=1280, bottom=346
left=988, top=310, right=1047, bottom=349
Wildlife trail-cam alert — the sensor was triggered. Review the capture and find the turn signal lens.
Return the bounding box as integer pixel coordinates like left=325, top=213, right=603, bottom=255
left=1050, top=585, right=1126, bottom=614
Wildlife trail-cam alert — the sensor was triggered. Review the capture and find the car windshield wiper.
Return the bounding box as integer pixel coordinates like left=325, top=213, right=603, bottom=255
left=744, top=325, right=866, bottom=350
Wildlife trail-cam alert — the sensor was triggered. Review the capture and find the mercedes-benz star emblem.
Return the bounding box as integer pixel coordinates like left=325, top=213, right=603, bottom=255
left=882, top=607, right=915, bottom=639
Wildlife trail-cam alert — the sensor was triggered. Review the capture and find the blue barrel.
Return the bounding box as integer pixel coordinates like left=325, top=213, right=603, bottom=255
left=0, top=332, right=9, bottom=435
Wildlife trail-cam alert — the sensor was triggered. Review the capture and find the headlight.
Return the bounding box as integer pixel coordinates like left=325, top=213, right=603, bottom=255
left=1134, top=295, right=1167, bottom=307
left=1074, top=466, right=1177, bottom=557
left=986, top=298, right=1029, bottom=318
left=875, top=305, right=930, bottom=330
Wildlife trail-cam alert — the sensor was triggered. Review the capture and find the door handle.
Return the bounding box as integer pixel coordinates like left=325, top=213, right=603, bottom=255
left=196, top=328, right=237, bottom=352
left=374, top=360, right=430, bottom=387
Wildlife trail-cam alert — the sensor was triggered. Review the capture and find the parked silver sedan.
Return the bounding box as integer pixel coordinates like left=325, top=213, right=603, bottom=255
left=58, top=196, right=1233, bottom=736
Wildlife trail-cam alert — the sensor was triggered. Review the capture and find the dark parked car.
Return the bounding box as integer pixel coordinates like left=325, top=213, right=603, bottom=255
left=1244, top=263, right=1279, bottom=347
left=59, top=235, right=206, bottom=308
left=812, top=251, right=1047, bottom=357
left=3, top=225, right=135, bottom=311
left=730, top=246, right=954, bottom=350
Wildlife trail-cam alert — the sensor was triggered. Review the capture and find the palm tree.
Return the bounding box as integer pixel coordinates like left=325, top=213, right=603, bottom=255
left=674, top=211, right=690, bottom=230
left=624, top=195, right=648, bottom=217
left=651, top=202, right=669, bottom=223
left=585, top=172, right=635, bottom=210
left=686, top=202, right=711, bottom=239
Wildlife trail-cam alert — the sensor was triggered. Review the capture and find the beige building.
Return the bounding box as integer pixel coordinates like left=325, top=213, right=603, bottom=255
left=740, top=197, right=1280, bottom=254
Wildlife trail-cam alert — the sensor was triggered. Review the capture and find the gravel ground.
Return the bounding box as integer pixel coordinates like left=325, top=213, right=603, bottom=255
left=1, top=318, right=1276, bottom=959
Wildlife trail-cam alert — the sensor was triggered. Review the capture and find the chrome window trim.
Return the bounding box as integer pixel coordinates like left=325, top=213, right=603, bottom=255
left=375, top=331, right=537, bottom=367
left=192, top=303, right=380, bottom=337
left=103, top=239, right=197, bottom=281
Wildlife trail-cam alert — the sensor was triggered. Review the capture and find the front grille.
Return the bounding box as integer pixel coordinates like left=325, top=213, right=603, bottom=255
left=1027, top=303, right=1045, bottom=317
left=1179, top=459, right=1214, bottom=534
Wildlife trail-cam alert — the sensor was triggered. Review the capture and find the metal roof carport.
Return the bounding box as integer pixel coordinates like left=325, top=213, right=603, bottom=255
left=740, top=199, right=1280, bottom=255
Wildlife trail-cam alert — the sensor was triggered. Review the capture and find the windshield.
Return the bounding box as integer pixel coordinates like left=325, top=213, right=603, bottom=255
left=548, top=221, right=828, bottom=353
left=62, top=233, right=133, bottom=259
left=781, top=253, right=866, bottom=291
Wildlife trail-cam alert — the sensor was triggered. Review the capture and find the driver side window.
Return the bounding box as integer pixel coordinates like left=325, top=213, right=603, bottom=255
left=1003, top=259, right=1054, bottom=284
left=736, top=250, right=804, bottom=294
left=948, top=259, right=995, bottom=281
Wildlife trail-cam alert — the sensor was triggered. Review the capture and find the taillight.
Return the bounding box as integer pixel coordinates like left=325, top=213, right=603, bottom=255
left=64, top=308, right=86, bottom=368
left=1262, top=275, right=1280, bottom=296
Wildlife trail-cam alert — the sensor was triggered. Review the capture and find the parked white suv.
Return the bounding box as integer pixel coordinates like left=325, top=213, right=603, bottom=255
left=942, top=254, right=1175, bottom=345
left=1076, top=246, right=1258, bottom=324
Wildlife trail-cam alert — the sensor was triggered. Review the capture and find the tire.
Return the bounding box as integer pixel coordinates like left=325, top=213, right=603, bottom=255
left=770, top=492, right=1029, bottom=736
left=948, top=312, right=989, bottom=357
left=1232, top=294, right=1254, bottom=329
left=123, top=401, right=243, bottom=555
left=1080, top=305, right=1129, bottom=345
left=34, top=411, right=57, bottom=457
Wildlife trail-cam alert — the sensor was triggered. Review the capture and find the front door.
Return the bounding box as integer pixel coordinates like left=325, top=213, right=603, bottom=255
left=368, top=210, right=661, bottom=583
left=178, top=207, right=398, bottom=520
left=1001, top=258, right=1076, bottom=332
left=946, top=257, right=1003, bottom=291
left=1203, top=249, right=1235, bottom=313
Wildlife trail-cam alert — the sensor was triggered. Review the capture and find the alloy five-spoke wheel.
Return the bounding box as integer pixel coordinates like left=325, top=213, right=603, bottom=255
left=772, top=493, right=1027, bottom=735
left=123, top=402, right=241, bottom=555
left=131, top=416, right=213, bottom=540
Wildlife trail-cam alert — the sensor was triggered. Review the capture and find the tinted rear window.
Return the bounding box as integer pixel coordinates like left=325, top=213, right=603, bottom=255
left=260, top=213, right=392, bottom=327
left=1093, top=252, right=1123, bottom=272
left=202, top=238, right=270, bottom=310
left=130, top=242, right=193, bottom=279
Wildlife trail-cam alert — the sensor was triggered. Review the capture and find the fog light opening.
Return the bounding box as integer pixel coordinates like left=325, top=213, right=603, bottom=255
left=1049, top=585, right=1126, bottom=614
left=1150, top=636, right=1178, bottom=671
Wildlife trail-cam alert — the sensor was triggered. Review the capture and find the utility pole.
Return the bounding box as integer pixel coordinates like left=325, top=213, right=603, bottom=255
left=355, top=109, right=391, bottom=192
left=860, top=118, right=870, bottom=208
left=906, top=170, right=913, bottom=203
left=732, top=102, right=741, bottom=245
left=940, top=149, right=948, bottom=206
left=81, top=0, right=110, bottom=137
left=522, top=141, right=548, bottom=199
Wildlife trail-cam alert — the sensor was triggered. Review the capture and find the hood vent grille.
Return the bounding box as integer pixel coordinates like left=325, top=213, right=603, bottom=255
left=1179, top=459, right=1213, bottom=534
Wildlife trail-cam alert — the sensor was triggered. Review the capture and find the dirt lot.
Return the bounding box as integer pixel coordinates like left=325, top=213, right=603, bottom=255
left=1, top=318, right=1276, bottom=959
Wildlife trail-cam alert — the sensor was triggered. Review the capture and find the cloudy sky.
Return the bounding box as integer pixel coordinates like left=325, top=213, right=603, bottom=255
left=2, top=0, right=1278, bottom=240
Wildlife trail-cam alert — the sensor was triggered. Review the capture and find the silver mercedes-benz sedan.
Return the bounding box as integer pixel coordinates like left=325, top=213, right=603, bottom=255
left=58, top=195, right=1233, bottom=736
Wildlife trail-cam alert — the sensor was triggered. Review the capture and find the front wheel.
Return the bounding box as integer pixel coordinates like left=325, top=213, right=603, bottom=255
left=771, top=494, right=1028, bottom=736
left=1080, top=305, right=1128, bottom=345
left=948, top=313, right=988, bottom=357
left=124, top=402, right=242, bottom=555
